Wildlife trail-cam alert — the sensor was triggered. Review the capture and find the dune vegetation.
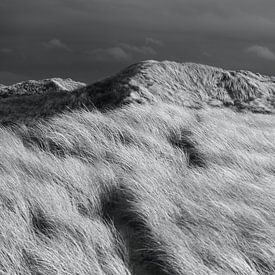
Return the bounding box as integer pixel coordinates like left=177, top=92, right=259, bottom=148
left=0, top=61, right=274, bottom=274
left=0, top=101, right=274, bottom=274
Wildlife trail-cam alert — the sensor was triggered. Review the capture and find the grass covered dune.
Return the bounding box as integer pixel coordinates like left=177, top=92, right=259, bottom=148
left=0, top=102, right=274, bottom=275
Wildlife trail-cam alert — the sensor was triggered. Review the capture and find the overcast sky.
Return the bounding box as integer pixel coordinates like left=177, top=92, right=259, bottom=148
left=0, top=0, right=274, bottom=85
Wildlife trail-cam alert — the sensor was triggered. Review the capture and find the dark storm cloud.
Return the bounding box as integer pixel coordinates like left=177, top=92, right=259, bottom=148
left=0, top=0, right=274, bottom=84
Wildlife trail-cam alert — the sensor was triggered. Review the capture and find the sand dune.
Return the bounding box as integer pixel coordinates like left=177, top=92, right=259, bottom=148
left=0, top=61, right=274, bottom=275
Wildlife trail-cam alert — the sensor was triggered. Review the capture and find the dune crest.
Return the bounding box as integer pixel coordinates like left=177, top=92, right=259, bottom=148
left=0, top=61, right=274, bottom=125
left=88, top=60, right=275, bottom=113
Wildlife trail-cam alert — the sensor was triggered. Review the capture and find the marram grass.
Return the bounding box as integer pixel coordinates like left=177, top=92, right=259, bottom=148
left=0, top=103, right=274, bottom=274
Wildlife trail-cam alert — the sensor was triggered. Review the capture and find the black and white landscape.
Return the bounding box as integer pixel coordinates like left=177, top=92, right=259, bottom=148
left=0, top=1, right=275, bottom=275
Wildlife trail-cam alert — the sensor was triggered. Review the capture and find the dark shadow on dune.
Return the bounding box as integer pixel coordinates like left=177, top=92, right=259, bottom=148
left=101, top=185, right=177, bottom=275
left=0, top=79, right=135, bottom=126
left=0, top=89, right=89, bottom=126
left=20, top=131, right=68, bottom=158
left=168, top=129, right=207, bottom=168
left=30, top=206, right=57, bottom=239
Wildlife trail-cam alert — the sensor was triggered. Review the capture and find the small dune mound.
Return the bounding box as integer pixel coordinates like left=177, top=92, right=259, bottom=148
left=0, top=78, right=86, bottom=98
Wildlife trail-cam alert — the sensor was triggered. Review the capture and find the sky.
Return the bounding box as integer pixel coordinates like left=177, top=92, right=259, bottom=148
left=0, top=0, right=275, bottom=85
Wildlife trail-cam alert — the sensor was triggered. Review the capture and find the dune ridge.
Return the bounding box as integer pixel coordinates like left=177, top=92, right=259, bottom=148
left=90, top=60, right=275, bottom=112
left=0, top=61, right=274, bottom=125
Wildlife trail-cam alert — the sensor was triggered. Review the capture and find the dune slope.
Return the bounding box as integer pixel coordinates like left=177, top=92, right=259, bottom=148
left=0, top=61, right=274, bottom=275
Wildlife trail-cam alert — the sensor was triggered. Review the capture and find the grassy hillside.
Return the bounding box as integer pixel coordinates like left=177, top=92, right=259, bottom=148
left=0, top=61, right=274, bottom=125
left=1, top=101, right=274, bottom=274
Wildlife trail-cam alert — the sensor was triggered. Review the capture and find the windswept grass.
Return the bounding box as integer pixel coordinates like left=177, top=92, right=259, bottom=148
left=0, top=103, right=274, bottom=274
